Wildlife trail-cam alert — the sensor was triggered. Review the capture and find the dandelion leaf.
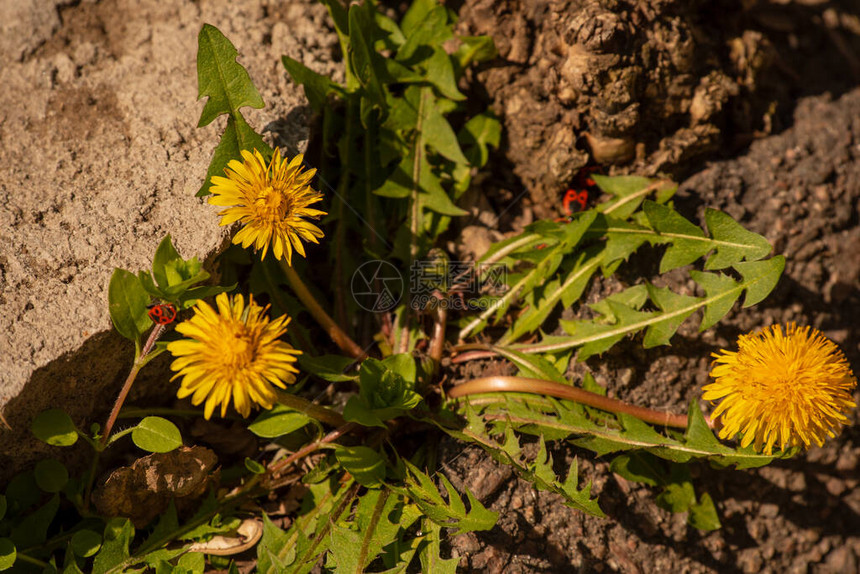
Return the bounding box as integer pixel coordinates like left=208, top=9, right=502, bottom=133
left=643, top=284, right=699, bottom=347
left=691, top=270, right=739, bottom=330
left=459, top=112, right=501, bottom=169
left=418, top=521, right=458, bottom=574
left=197, top=113, right=269, bottom=197
left=560, top=301, right=656, bottom=361
left=196, top=24, right=264, bottom=127
left=257, top=515, right=296, bottom=573
left=396, top=4, right=451, bottom=63
left=736, top=256, right=785, bottom=307
left=282, top=56, right=339, bottom=112
left=348, top=4, right=389, bottom=121
left=92, top=518, right=134, bottom=574
left=644, top=201, right=710, bottom=272
left=594, top=175, right=666, bottom=219
left=704, top=209, right=772, bottom=269
left=436, top=404, right=604, bottom=516
left=454, top=35, right=498, bottom=69
left=689, top=492, right=721, bottom=531
left=393, top=460, right=497, bottom=534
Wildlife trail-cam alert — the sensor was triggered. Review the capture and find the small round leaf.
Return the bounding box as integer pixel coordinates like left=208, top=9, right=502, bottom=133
left=248, top=405, right=311, bottom=438
left=131, top=417, right=182, bottom=453
left=32, top=409, right=78, bottom=446
left=0, top=538, right=15, bottom=571
left=70, top=529, right=102, bottom=558
left=34, top=459, right=68, bottom=493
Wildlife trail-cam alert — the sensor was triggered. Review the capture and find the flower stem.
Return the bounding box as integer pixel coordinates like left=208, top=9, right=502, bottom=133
left=428, top=302, right=447, bottom=369
left=448, top=376, right=706, bottom=429
left=101, top=324, right=165, bottom=446
left=279, top=261, right=366, bottom=360
left=275, top=390, right=347, bottom=428
left=268, top=421, right=357, bottom=477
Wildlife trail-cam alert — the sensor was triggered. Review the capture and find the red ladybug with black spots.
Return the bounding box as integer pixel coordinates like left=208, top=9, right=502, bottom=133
left=148, top=303, right=177, bottom=325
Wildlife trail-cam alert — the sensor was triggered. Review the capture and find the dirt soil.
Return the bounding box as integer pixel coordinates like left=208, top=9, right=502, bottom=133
left=3, top=0, right=859, bottom=572
left=442, top=89, right=860, bottom=574
left=438, top=1, right=860, bottom=572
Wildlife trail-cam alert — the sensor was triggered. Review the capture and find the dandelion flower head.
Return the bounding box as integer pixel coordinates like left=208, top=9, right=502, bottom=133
left=703, top=323, right=856, bottom=454
left=209, top=148, right=326, bottom=264
left=167, top=293, right=301, bottom=419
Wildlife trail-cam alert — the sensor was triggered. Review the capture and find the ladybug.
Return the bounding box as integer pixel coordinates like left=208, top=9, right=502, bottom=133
left=148, top=303, right=177, bottom=325
left=559, top=165, right=601, bottom=218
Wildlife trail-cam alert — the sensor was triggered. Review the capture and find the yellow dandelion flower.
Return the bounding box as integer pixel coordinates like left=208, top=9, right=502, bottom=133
left=209, top=148, right=326, bottom=264
left=167, top=293, right=301, bottom=419
left=703, top=323, right=857, bottom=454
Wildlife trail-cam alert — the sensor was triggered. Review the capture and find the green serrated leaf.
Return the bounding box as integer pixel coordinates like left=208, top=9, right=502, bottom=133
left=92, top=518, right=134, bottom=574
left=595, top=175, right=671, bottom=219
left=690, top=270, right=739, bottom=330
left=131, top=417, right=182, bottom=453
left=418, top=521, right=458, bottom=574
left=689, top=491, right=721, bottom=530
left=459, top=112, right=501, bottom=168
left=736, top=256, right=785, bottom=307
left=397, top=5, right=451, bottom=62
left=704, top=209, right=772, bottom=269
left=588, top=284, right=649, bottom=319
left=643, top=284, right=699, bottom=347
left=644, top=201, right=709, bottom=272
left=197, top=114, right=270, bottom=196
left=422, top=48, right=465, bottom=101
left=560, top=301, right=656, bottom=361
left=196, top=24, right=264, bottom=127
left=394, top=460, right=497, bottom=534
left=454, top=35, right=498, bottom=69
left=257, top=514, right=296, bottom=573
left=282, top=56, right=339, bottom=111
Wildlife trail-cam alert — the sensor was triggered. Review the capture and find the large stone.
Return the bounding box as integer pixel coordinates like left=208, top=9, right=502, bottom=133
left=0, top=0, right=338, bottom=477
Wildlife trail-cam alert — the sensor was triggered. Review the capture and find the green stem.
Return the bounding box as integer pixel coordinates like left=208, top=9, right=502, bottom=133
left=279, top=261, right=366, bottom=360
left=14, top=553, right=50, bottom=569
left=275, top=391, right=347, bottom=428
left=448, top=375, right=706, bottom=429
left=82, top=450, right=101, bottom=512
left=333, top=99, right=356, bottom=329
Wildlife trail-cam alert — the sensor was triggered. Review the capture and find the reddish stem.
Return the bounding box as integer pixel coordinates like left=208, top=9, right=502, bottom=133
left=448, top=376, right=711, bottom=429
left=101, top=323, right=165, bottom=445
